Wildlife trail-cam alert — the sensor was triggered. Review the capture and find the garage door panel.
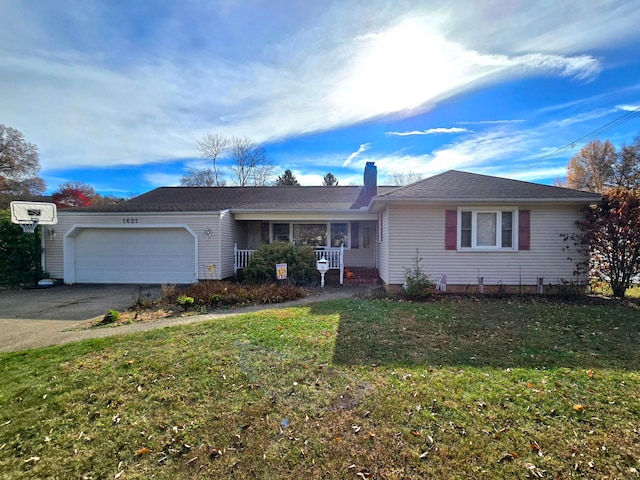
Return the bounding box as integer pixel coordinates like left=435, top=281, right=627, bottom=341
left=74, top=228, right=196, bottom=284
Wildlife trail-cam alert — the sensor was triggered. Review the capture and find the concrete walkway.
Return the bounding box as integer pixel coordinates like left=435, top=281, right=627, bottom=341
left=0, top=286, right=369, bottom=353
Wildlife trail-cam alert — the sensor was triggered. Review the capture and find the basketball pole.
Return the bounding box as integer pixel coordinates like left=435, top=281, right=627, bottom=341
left=34, top=224, right=40, bottom=286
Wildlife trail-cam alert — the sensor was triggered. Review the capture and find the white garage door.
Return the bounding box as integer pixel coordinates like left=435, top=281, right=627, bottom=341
left=74, top=228, right=196, bottom=284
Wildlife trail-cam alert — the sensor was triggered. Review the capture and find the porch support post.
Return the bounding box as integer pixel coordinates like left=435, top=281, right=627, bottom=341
left=234, top=243, right=238, bottom=274
left=339, top=244, right=344, bottom=285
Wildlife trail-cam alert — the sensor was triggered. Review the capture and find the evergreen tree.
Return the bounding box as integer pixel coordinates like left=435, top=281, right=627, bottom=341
left=322, top=172, right=338, bottom=186
left=275, top=169, right=300, bottom=185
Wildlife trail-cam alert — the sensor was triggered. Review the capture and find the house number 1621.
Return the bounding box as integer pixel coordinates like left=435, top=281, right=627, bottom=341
left=122, top=218, right=138, bottom=224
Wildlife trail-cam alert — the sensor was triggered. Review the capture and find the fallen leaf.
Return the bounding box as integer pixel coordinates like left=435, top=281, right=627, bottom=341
left=135, top=447, right=151, bottom=456
left=498, top=452, right=519, bottom=463
left=525, top=462, right=546, bottom=478
left=573, top=404, right=587, bottom=412
left=530, top=441, right=544, bottom=457
left=586, top=369, right=594, bottom=378
left=411, top=430, right=422, bottom=437
left=209, top=448, right=223, bottom=459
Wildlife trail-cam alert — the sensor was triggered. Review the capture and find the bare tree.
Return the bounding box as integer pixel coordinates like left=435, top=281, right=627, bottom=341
left=613, top=134, right=640, bottom=189
left=180, top=167, right=218, bottom=187
left=0, top=124, right=45, bottom=207
left=228, top=137, right=273, bottom=186
left=390, top=172, right=423, bottom=186
left=566, top=140, right=616, bottom=192
left=197, top=132, right=228, bottom=187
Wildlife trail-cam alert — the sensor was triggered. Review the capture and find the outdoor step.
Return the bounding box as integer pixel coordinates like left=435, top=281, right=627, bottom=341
left=343, top=267, right=380, bottom=286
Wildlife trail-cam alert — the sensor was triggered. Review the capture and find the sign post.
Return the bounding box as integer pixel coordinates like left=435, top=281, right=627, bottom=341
left=276, top=263, right=288, bottom=281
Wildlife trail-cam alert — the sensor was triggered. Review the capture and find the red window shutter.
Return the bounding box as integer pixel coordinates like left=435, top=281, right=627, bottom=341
left=445, top=210, right=457, bottom=250
left=519, top=210, right=530, bottom=250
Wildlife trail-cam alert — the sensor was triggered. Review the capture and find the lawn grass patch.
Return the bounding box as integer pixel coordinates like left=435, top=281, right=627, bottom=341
left=1, top=298, right=639, bottom=479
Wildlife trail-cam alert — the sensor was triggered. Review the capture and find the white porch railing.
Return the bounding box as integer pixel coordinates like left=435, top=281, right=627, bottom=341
left=234, top=244, right=345, bottom=284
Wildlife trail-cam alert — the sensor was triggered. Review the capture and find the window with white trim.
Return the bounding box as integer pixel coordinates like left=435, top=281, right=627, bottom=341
left=271, top=222, right=351, bottom=248
left=459, top=209, right=517, bottom=250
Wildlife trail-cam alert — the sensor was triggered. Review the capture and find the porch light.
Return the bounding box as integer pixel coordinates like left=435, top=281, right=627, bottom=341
left=316, top=257, right=329, bottom=288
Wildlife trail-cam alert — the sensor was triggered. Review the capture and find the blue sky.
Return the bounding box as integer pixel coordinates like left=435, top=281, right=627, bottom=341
left=1, top=1, right=639, bottom=196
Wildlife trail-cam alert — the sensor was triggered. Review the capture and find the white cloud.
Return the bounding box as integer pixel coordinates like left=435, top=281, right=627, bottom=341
left=457, top=119, right=525, bottom=125
left=143, top=172, right=182, bottom=188
left=546, top=108, right=618, bottom=128
left=343, top=143, right=371, bottom=167
left=386, top=127, right=470, bottom=136
left=353, top=122, right=568, bottom=184
left=1, top=0, right=638, bottom=173
left=618, top=104, right=640, bottom=111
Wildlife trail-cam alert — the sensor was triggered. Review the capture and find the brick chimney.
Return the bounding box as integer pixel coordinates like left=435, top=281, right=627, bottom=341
left=363, top=162, right=377, bottom=199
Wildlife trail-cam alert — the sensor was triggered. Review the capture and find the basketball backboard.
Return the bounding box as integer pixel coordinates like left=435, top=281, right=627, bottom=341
left=10, top=201, right=58, bottom=226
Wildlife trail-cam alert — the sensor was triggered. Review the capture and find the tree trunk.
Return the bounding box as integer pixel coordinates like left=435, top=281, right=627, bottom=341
left=611, top=281, right=627, bottom=298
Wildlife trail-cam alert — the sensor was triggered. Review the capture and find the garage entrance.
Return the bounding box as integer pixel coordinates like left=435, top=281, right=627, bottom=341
left=65, top=227, right=197, bottom=284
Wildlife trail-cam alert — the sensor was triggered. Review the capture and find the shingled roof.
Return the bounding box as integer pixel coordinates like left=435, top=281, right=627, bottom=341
left=75, top=185, right=396, bottom=213
left=66, top=170, right=600, bottom=214
left=373, top=170, right=601, bottom=204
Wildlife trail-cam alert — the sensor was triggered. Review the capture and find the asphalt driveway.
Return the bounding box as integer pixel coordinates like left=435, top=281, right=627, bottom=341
left=0, top=284, right=162, bottom=321
left=0, top=284, right=162, bottom=353
left=0, top=284, right=368, bottom=354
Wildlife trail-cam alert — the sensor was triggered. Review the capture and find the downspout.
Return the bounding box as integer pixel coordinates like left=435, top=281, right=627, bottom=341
left=217, top=211, right=223, bottom=280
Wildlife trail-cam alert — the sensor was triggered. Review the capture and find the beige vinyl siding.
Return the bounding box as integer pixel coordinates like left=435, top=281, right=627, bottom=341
left=218, top=210, right=239, bottom=279
left=42, top=223, right=63, bottom=279
left=386, top=204, right=587, bottom=288
left=46, top=212, right=221, bottom=282
left=377, top=208, right=390, bottom=284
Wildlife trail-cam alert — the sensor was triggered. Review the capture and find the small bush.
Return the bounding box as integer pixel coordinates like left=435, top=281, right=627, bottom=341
left=554, top=279, right=586, bottom=299
left=0, top=210, right=45, bottom=286
left=402, top=249, right=433, bottom=299
left=99, top=309, right=120, bottom=325
left=168, top=281, right=307, bottom=309
left=176, top=295, right=195, bottom=311
left=243, top=242, right=317, bottom=285
left=161, top=284, right=177, bottom=298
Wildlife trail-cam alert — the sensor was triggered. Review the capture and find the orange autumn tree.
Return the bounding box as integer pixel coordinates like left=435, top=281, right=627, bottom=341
left=565, top=139, right=617, bottom=193
left=52, top=181, right=95, bottom=208
left=578, top=188, right=640, bottom=298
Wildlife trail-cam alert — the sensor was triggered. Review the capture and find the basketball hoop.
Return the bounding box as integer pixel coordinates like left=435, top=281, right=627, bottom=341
left=20, top=218, right=40, bottom=234
left=10, top=201, right=57, bottom=232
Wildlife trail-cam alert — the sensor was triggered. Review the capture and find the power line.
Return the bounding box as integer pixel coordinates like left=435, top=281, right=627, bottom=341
left=539, top=106, right=640, bottom=160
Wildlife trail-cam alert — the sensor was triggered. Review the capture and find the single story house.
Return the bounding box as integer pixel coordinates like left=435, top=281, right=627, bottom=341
left=42, top=162, right=600, bottom=293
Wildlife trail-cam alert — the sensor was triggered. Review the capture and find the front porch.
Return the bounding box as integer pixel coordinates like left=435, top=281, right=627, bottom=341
left=233, top=245, right=381, bottom=286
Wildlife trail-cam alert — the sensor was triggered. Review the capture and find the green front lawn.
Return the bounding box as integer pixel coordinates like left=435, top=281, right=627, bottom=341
left=1, top=297, right=639, bottom=479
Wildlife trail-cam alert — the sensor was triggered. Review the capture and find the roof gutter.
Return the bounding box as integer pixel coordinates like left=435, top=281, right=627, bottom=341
left=369, top=195, right=602, bottom=211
